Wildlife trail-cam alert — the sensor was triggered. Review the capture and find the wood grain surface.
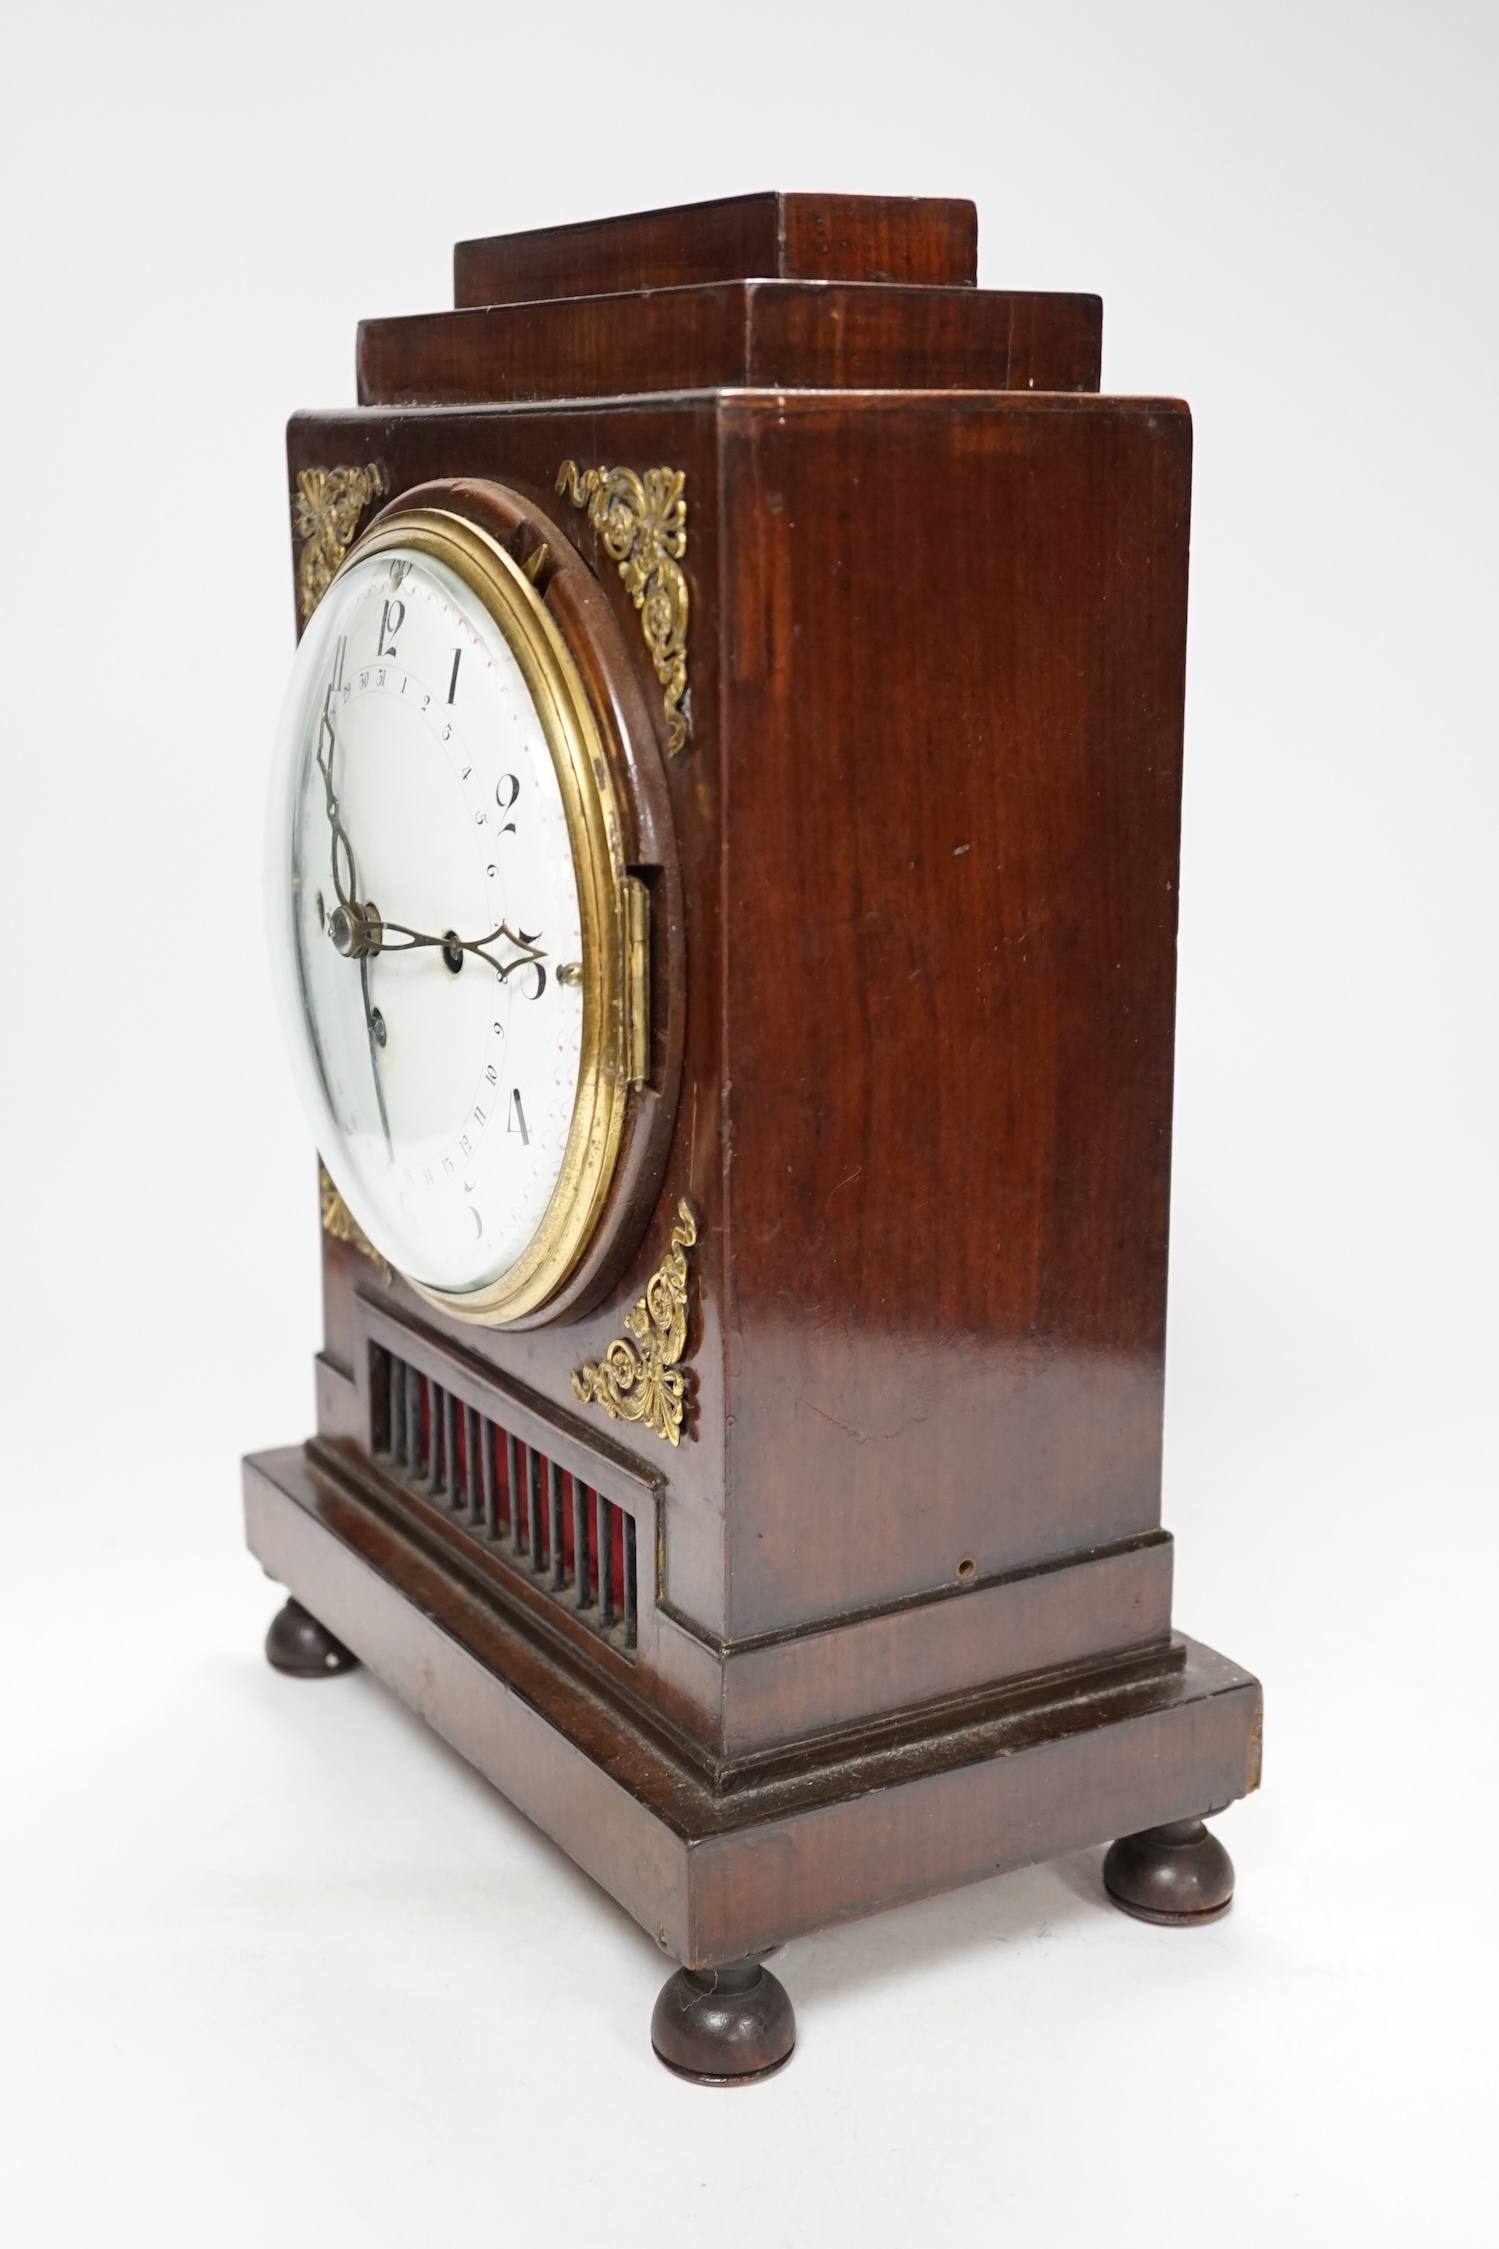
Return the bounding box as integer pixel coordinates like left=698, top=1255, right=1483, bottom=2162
left=357, top=282, right=1101, bottom=407
left=454, top=191, right=979, bottom=306
left=246, top=1446, right=1260, bottom=1965
left=258, top=198, right=1260, bottom=1963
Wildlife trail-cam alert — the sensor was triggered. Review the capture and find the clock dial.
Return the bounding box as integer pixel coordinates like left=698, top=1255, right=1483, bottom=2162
left=268, top=510, right=630, bottom=1317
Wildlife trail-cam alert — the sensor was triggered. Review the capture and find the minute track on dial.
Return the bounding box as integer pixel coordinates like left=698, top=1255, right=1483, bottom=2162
left=315, top=640, right=548, bottom=987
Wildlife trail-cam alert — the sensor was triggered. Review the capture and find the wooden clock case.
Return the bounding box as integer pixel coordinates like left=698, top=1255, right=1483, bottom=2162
left=245, top=192, right=1261, bottom=2083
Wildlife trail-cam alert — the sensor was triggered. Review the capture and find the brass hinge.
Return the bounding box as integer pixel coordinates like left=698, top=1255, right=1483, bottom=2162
left=625, top=875, right=651, bottom=1089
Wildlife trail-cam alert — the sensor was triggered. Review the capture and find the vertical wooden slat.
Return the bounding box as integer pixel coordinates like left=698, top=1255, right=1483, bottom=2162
left=528, top=1450, right=545, bottom=1572
left=507, top=1433, right=523, bottom=1554
left=464, top=1404, right=480, bottom=1520
left=548, top=1461, right=565, bottom=1590
left=573, top=1480, right=591, bottom=1608
left=369, top=1347, right=389, bottom=1457
left=426, top=1382, right=442, bottom=1494
left=406, top=1362, right=422, bottom=1476
left=596, top=1490, right=613, bottom=1631
left=390, top=1353, right=407, bottom=1465
left=481, top=1418, right=497, bottom=1537
left=443, top=1390, right=458, bottom=1506
left=623, top=1510, right=638, bottom=1648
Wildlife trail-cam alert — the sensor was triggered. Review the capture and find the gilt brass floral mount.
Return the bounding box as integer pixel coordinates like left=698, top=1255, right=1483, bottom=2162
left=295, top=463, right=387, bottom=619
left=318, top=1162, right=385, bottom=1268
left=572, top=1201, right=698, bottom=1446
left=556, top=462, right=689, bottom=753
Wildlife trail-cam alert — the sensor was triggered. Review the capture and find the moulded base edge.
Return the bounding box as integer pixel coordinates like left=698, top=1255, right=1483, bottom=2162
left=243, top=1444, right=1261, bottom=1967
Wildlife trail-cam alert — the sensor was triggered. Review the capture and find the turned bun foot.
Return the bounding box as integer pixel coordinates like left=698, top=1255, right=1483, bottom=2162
left=651, top=1959, right=796, bottom=2085
left=1103, top=1817, right=1235, bottom=1925
left=265, top=1597, right=358, bottom=1678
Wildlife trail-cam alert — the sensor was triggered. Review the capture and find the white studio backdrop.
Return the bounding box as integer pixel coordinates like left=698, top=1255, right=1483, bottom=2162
left=1, top=4, right=1494, bottom=2243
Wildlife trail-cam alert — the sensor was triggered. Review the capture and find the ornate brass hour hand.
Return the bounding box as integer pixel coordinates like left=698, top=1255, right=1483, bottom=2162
left=342, top=913, right=548, bottom=985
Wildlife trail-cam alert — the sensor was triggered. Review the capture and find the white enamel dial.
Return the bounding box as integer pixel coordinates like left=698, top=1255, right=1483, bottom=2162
left=268, top=528, right=599, bottom=1303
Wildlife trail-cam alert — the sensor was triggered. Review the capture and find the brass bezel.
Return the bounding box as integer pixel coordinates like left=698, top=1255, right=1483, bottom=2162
left=324, top=505, right=632, bottom=1326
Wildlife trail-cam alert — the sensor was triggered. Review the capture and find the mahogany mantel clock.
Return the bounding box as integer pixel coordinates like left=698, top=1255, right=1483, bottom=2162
left=246, top=191, right=1261, bottom=2084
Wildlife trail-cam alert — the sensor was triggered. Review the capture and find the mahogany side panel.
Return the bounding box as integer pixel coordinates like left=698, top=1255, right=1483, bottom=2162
left=455, top=192, right=978, bottom=307
left=744, top=282, right=1100, bottom=394
left=779, top=193, right=977, bottom=289
left=356, top=283, right=1101, bottom=409
left=715, top=391, right=1193, bottom=1635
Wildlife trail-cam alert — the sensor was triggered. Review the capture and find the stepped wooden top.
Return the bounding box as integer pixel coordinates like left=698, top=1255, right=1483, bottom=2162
left=454, top=193, right=979, bottom=306
left=354, top=193, right=1102, bottom=409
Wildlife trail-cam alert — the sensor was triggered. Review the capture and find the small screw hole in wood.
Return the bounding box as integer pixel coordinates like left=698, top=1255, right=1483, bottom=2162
left=957, top=1557, right=976, bottom=1581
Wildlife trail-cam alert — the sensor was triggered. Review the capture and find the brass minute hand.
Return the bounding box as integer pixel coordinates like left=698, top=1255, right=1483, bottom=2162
left=376, top=918, right=547, bottom=982
left=314, top=677, right=545, bottom=985
left=325, top=901, right=544, bottom=983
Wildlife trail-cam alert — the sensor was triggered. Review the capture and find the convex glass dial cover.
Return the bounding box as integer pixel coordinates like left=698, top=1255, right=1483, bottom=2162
left=267, top=508, right=630, bottom=1321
